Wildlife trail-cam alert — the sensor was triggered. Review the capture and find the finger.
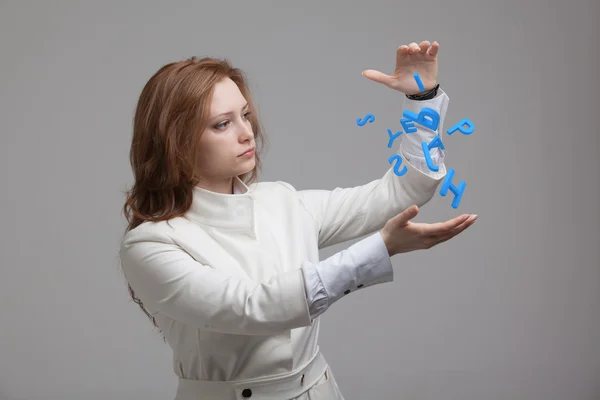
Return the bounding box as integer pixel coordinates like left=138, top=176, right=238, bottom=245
left=398, top=45, right=410, bottom=55
left=427, top=41, right=440, bottom=57
left=432, top=214, right=477, bottom=239
left=408, top=42, right=420, bottom=54
left=362, top=69, right=393, bottom=86
left=418, top=41, right=430, bottom=54
left=396, top=45, right=410, bottom=63
left=436, top=214, right=476, bottom=235
left=422, top=214, right=472, bottom=235
left=391, top=204, right=419, bottom=226
left=396, top=45, right=410, bottom=65
left=433, top=217, right=476, bottom=244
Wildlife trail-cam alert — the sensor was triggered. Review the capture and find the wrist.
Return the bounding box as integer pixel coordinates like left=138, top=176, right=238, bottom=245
left=406, top=83, right=440, bottom=100
left=379, top=230, right=393, bottom=256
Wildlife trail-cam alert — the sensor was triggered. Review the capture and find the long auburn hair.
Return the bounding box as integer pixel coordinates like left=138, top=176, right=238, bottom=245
left=120, top=57, right=267, bottom=328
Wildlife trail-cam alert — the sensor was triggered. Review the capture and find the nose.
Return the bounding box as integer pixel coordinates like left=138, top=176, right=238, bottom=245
left=239, top=121, right=254, bottom=142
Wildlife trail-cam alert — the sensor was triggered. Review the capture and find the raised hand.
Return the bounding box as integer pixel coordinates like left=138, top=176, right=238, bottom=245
left=379, top=204, right=476, bottom=256
left=362, top=41, right=439, bottom=95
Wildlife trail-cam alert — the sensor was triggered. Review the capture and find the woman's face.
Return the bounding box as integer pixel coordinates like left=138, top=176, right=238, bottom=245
left=195, top=77, right=256, bottom=192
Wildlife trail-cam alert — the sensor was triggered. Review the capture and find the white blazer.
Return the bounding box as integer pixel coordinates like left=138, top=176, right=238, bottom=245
left=119, top=90, right=450, bottom=399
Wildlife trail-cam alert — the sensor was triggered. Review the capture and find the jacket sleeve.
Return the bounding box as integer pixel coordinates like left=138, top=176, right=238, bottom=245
left=291, top=90, right=450, bottom=250
left=120, top=228, right=313, bottom=335
left=302, top=230, right=394, bottom=321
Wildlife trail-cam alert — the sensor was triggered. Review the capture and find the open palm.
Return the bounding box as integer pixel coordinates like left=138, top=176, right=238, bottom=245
left=380, top=204, right=477, bottom=256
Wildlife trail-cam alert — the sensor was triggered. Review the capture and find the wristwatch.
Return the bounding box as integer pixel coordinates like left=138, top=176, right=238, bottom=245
left=406, top=83, right=440, bottom=101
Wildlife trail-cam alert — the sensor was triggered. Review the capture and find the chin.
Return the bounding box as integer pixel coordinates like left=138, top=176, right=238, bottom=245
left=238, top=160, right=256, bottom=174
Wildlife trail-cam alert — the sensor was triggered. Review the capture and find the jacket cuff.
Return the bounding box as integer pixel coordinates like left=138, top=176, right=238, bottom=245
left=314, top=231, right=394, bottom=310
left=400, top=88, right=449, bottom=158
left=301, top=263, right=329, bottom=321
left=277, top=268, right=314, bottom=329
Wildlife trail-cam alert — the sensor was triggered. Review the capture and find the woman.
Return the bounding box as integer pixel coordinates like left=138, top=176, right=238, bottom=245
left=120, top=40, right=477, bottom=400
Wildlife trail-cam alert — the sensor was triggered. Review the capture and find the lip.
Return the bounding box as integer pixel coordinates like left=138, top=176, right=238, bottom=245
left=239, top=147, right=255, bottom=157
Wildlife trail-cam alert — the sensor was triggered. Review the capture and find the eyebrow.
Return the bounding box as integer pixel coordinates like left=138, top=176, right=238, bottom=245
left=212, top=103, right=249, bottom=120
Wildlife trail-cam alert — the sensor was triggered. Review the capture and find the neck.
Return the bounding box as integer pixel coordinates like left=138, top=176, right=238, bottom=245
left=195, top=176, right=235, bottom=194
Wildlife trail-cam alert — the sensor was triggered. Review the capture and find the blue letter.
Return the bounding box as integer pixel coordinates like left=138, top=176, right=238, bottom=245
left=388, top=154, right=408, bottom=176
left=387, top=128, right=403, bottom=148
left=447, top=118, right=474, bottom=135
left=413, top=72, right=425, bottom=92
left=357, top=114, right=375, bottom=126
left=427, top=135, right=445, bottom=151
left=400, top=118, right=417, bottom=133
left=440, top=168, right=466, bottom=209
left=403, top=107, right=440, bottom=132
left=421, top=135, right=445, bottom=172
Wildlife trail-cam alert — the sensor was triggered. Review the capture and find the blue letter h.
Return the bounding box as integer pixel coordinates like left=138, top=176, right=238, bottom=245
left=440, top=168, right=466, bottom=209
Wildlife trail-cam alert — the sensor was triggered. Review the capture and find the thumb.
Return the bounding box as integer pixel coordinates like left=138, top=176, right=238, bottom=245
left=392, top=205, right=419, bottom=226
left=362, top=69, right=393, bottom=86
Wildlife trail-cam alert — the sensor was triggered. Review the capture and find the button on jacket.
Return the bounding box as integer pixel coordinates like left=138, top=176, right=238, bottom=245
left=119, top=90, right=450, bottom=399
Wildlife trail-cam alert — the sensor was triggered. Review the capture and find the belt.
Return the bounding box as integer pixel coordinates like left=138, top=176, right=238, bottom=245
left=175, top=350, right=328, bottom=400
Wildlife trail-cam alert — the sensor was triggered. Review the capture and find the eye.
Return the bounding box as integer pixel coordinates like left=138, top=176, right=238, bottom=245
left=214, top=120, right=230, bottom=130
left=214, top=111, right=251, bottom=130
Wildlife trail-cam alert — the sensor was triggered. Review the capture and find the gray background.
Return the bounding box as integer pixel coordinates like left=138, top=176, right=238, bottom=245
left=1, top=0, right=598, bottom=399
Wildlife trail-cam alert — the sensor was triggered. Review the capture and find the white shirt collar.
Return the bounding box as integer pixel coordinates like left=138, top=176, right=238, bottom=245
left=184, top=176, right=256, bottom=234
